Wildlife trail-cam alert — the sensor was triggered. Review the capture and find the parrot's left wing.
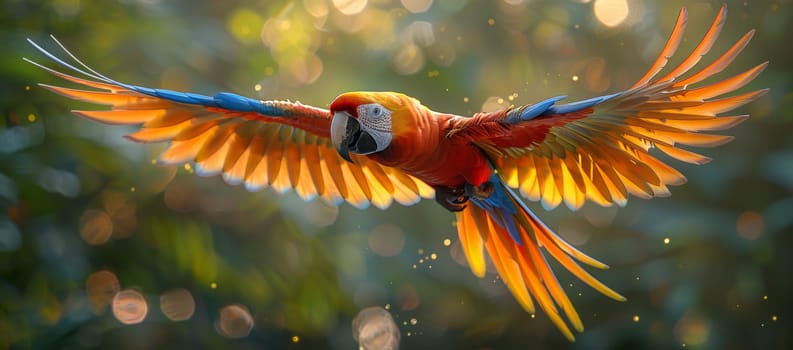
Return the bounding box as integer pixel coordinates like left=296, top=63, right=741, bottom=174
left=26, top=37, right=433, bottom=209
left=450, top=5, right=767, bottom=211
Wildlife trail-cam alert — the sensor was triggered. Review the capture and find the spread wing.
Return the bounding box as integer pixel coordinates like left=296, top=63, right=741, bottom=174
left=450, top=5, right=767, bottom=211
left=26, top=36, right=433, bottom=209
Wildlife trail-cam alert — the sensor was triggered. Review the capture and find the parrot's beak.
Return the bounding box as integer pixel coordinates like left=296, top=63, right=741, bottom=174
left=331, top=110, right=380, bottom=163
left=330, top=111, right=356, bottom=163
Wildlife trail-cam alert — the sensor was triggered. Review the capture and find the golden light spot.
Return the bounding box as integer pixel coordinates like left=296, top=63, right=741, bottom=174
left=217, top=304, right=254, bottom=339
left=572, top=75, right=579, bottom=82
left=384, top=303, right=391, bottom=310
left=86, top=270, right=120, bottom=314
left=25, top=85, right=31, bottom=91
left=772, top=315, right=778, bottom=321
left=443, top=238, right=452, bottom=246
left=410, top=318, right=418, bottom=325
left=594, top=0, right=629, bottom=27
left=292, top=335, right=300, bottom=343
left=737, top=211, right=764, bottom=240
left=211, top=282, right=217, bottom=289
left=112, top=289, right=148, bottom=325
left=79, top=209, right=113, bottom=245
left=763, top=295, right=768, bottom=300
left=368, top=224, right=405, bottom=257
left=531, top=314, right=535, bottom=318
left=130, top=186, right=136, bottom=192
left=664, top=237, right=671, bottom=245
left=430, top=253, right=437, bottom=260
left=227, top=8, right=264, bottom=45
left=462, top=97, right=469, bottom=104
left=352, top=306, right=400, bottom=349
left=427, top=69, right=440, bottom=78
left=184, top=163, right=193, bottom=172
left=487, top=18, right=495, bottom=26
left=254, top=83, right=262, bottom=92
left=160, top=289, right=196, bottom=322
left=151, top=159, right=157, bottom=165
left=417, top=248, right=424, bottom=255
left=401, top=0, right=433, bottom=13
left=333, top=0, right=368, bottom=16
left=633, top=315, right=640, bottom=322
left=27, top=113, right=36, bottom=122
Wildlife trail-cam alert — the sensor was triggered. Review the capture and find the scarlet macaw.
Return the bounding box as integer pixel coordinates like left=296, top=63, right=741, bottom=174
left=26, top=5, right=766, bottom=341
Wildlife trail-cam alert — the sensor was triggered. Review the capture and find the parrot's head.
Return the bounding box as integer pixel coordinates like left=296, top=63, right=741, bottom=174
left=329, top=91, right=413, bottom=162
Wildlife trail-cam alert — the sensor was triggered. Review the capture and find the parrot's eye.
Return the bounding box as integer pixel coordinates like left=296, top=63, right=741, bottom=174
left=359, top=104, right=385, bottom=119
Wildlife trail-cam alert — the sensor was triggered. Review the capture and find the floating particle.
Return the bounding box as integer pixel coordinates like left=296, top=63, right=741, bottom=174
left=410, top=318, right=417, bottom=325
left=664, top=237, right=671, bottom=244
left=487, top=18, right=495, bottom=26
left=292, top=335, right=300, bottom=343
left=430, top=253, right=437, bottom=260
left=633, top=315, right=640, bottom=322
left=443, top=238, right=452, bottom=246
left=572, top=75, right=579, bottom=82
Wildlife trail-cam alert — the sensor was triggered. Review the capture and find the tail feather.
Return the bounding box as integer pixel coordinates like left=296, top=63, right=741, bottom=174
left=456, top=179, right=626, bottom=341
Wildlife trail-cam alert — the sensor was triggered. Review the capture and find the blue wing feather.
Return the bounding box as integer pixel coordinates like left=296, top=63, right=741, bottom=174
left=26, top=36, right=293, bottom=118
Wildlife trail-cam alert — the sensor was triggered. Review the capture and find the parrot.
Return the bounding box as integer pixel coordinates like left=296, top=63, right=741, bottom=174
left=25, top=4, right=766, bottom=341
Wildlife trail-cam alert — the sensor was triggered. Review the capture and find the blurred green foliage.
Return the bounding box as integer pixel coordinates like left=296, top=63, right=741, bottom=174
left=1, top=0, right=792, bottom=349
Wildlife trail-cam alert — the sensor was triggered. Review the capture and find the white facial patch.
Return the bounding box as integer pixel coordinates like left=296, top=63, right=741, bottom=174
left=356, top=103, right=393, bottom=153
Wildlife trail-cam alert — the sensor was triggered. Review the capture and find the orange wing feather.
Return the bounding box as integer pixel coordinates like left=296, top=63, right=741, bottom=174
left=472, top=4, right=766, bottom=211
left=27, top=39, right=433, bottom=209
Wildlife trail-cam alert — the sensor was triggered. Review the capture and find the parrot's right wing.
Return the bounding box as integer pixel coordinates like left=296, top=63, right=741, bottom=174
left=449, top=5, right=767, bottom=211
left=26, top=37, right=433, bottom=209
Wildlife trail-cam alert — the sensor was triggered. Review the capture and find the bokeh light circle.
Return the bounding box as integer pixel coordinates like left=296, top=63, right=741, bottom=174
left=86, top=270, right=120, bottom=314
left=217, top=304, right=255, bottom=339
left=352, top=306, right=400, bottom=350
left=160, top=288, right=196, bottom=321
left=112, top=289, right=148, bottom=325
left=79, top=209, right=113, bottom=245
left=594, top=0, right=629, bottom=27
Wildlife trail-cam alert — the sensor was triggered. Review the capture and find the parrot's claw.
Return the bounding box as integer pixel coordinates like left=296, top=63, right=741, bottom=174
left=435, top=182, right=494, bottom=212
left=465, top=182, right=494, bottom=200
left=435, top=186, right=468, bottom=212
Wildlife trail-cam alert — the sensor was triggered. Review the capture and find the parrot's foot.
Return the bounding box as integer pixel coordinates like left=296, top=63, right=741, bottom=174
left=435, top=182, right=494, bottom=212
left=465, top=182, right=494, bottom=200
left=435, top=186, right=468, bottom=212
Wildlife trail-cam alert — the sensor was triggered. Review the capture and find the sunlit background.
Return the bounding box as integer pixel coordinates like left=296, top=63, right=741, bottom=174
left=1, top=0, right=791, bottom=349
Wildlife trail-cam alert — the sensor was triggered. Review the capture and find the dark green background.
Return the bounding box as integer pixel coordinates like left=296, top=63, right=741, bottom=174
left=1, top=0, right=791, bottom=349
